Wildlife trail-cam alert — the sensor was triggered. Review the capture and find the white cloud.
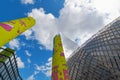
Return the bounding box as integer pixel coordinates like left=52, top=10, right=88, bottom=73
left=35, top=57, right=52, bottom=77
left=26, top=71, right=39, bottom=80
left=27, top=75, right=35, bottom=80
left=27, top=58, right=31, bottom=63
left=21, top=0, right=34, bottom=4
left=22, top=29, right=34, bottom=40
left=16, top=57, right=25, bottom=68
left=90, top=0, right=120, bottom=21
left=27, top=0, right=120, bottom=58
left=25, top=50, right=32, bottom=57
left=28, top=8, right=58, bottom=50
left=9, top=39, right=20, bottom=49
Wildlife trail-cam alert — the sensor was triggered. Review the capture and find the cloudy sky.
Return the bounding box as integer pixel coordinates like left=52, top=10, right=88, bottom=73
left=0, top=0, right=120, bottom=80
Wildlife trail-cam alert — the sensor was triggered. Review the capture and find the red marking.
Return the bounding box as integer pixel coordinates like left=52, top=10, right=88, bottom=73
left=60, top=52, right=64, bottom=56
left=52, top=66, right=58, bottom=71
left=19, top=20, right=26, bottom=27
left=52, top=72, right=58, bottom=80
left=58, top=43, right=62, bottom=46
left=8, top=21, right=15, bottom=24
left=60, top=72, right=62, bottom=75
left=17, top=29, right=22, bottom=34
left=52, top=66, right=59, bottom=80
left=63, top=70, right=69, bottom=80
left=0, top=23, right=13, bottom=31
left=62, top=64, right=67, bottom=66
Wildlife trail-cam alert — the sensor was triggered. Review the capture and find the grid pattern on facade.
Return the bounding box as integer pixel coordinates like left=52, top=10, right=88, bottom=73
left=67, top=17, right=120, bottom=80
left=0, top=48, right=22, bottom=80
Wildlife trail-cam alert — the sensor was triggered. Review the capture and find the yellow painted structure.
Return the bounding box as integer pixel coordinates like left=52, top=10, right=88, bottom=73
left=0, top=17, right=35, bottom=46
left=52, top=35, right=70, bottom=80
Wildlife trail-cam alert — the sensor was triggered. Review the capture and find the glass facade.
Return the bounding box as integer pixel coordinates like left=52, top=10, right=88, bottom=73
left=67, top=17, right=120, bottom=80
left=0, top=48, right=22, bottom=80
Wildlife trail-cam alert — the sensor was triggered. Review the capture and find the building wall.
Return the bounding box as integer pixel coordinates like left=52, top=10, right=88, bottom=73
left=67, top=17, right=120, bottom=80
left=0, top=48, right=22, bottom=80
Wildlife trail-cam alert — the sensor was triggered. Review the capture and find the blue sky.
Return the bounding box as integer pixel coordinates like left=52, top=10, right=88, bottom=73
left=0, top=0, right=64, bottom=80
left=0, top=0, right=120, bottom=80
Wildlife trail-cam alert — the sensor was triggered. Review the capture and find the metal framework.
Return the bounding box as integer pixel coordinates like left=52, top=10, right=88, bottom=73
left=0, top=48, right=22, bottom=80
left=67, top=17, right=120, bottom=80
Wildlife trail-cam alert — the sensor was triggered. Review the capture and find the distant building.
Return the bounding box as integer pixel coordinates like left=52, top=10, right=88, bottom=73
left=0, top=48, right=22, bottom=80
left=67, top=17, right=120, bottom=80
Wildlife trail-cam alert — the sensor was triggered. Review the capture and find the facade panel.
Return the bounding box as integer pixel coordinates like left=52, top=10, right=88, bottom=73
left=67, top=17, right=120, bottom=80
left=0, top=48, right=22, bottom=80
